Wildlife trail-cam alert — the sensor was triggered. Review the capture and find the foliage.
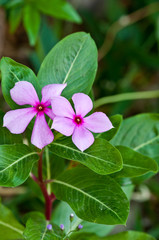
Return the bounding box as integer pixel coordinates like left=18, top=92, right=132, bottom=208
left=0, top=2, right=159, bottom=237
left=0, top=0, right=82, bottom=45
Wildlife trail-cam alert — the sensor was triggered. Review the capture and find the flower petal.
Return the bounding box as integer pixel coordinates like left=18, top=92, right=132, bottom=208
left=72, top=126, right=94, bottom=151
left=51, top=96, right=74, bottom=118
left=3, top=108, right=37, bottom=134
left=44, top=108, right=55, bottom=120
left=72, top=93, right=93, bottom=117
left=31, top=113, right=54, bottom=149
left=84, top=112, right=113, bottom=133
left=41, top=84, right=67, bottom=106
left=52, top=117, right=75, bottom=136
left=10, top=81, right=39, bottom=106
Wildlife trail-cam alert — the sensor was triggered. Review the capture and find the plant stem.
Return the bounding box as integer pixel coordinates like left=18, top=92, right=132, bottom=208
left=98, top=2, right=159, bottom=61
left=38, top=151, right=53, bottom=221
left=94, top=90, right=159, bottom=108
left=30, top=172, right=39, bottom=183
left=45, top=147, right=51, bottom=195
left=30, top=151, right=56, bottom=221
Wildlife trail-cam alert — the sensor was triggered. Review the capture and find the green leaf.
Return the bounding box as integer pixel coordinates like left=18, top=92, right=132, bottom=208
left=49, top=138, right=123, bottom=175
left=111, top=113, right=159, bottom=159
left=69, top=231, right=156, bottom=240
left=9, top=6, right=22, bottom=33
left=112, top=146, right=158, bottom=178
left=23, top=212, right=63, bottom=240
left=53, top=166, right=129, bottom=225
left=23, top=4, right=41, bottom=46
left=37, top=0, right=82, bottom=23
left=52, top=201, right=114, bottom=238
left=0, top=201, right=24, bottom=240
left=122, top=184, right=134, bottom=200
left=102, top=231, right=156, bottom=240
left=37, top=32, right=98, bottom=99
left=0, top=144, right=39, bottom=187
left=96, top=114, right=123, bottom=141
left=0, top=57, right=40, bottom=109
left=0, top=110, right=22, bottom=144
left=2, top=0, right=23, bottom=8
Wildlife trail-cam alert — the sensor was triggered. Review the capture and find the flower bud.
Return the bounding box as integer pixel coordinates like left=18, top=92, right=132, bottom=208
left=47, top=224, right=52, bottom=230
left=77, top=224, right=83, bottom=230
left=60, top=224, right=65, bottom=231
left=70, top=213, right=74, bottom=222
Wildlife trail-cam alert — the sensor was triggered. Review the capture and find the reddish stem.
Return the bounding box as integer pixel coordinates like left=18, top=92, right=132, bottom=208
left=31, top=151, right=56, bottom=221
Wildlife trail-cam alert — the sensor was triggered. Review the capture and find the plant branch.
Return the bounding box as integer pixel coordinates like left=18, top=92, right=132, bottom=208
left=30, top=172, right=39, bottom=184
left=38, top=151, right=53, bottom=221
left=31, top=150, right=55, bottom=221
left=98, top=2, right=159, bottom=61
left=45, top=147, right=51, bottom=195
left=94, top=90, right=159, bottom=108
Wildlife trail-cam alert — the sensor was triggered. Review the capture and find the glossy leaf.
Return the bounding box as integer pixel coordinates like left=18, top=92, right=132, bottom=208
left=0, top=144, right=39, bottom=187
left=52, top=201, right=114, bottom=238
left=0, top=202, right=24, bottom=240
left=53, top=185, right=134, bottom=238
left=112, top=146, right=158, bottom=178
left=37, top=32, right=98, bottom=99
left=0, top=57, right=40, bottom=109
left=70, top=231, right=156, bottom=240
left=53, top=166, right=129, bottom=225
left=96, top=114, right=123, bottom=141
left=24, top=212, right=63, bottom=240
left=49, top=137, right=123, bottom=175
left=37, top=0, right=82, bottom=23
left=23, top=5, right=41, bottom=46
left=111, top=113, right=159, bottom=159
left=0, top=110, right=22, bottom=144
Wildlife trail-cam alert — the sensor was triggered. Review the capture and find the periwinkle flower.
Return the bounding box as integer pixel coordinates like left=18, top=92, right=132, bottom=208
left=3, top=81, right=66, bottom=149
left=51, top=93, right=113, bottom=151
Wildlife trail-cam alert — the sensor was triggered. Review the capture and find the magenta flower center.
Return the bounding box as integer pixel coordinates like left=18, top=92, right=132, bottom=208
left=36, top=104, right=45, bottom=112
left=74, top=115, right=83, bottom=126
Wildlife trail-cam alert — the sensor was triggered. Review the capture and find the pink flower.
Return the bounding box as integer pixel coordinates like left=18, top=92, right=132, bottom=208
left=51, top=93, right=113, bottom=151
left=3, top=81, right=66, bottom=149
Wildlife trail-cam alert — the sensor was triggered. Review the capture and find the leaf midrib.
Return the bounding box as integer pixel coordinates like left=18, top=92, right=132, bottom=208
left=9, top=67, right=20, bottom=82
left=62, top=35, right=88, bottom=84
left=0, top=220, right=23, bottom=235
left=54, top=179, right=123, bottom=222
left=0, top=152, right=37, bottom=173
left=52, top=142, right=118, bottom=166
left=41, top=223, right=47, bottom=240
left=123, top=163, right=155, bottom=171
left=134, top=135, right=159, bottom=151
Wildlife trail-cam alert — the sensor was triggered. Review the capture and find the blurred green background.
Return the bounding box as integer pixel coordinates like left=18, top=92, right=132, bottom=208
left=1, top=0, right=159, bottom=239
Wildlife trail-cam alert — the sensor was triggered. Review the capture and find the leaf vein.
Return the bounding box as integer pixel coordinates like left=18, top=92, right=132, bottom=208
left=62, top=36, right=88, bottom=84
left=54, top=179, right=122, bottom=222
left=0, top=152, right=37, bottom=173
left=0, top=220, right=23, bottom=235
